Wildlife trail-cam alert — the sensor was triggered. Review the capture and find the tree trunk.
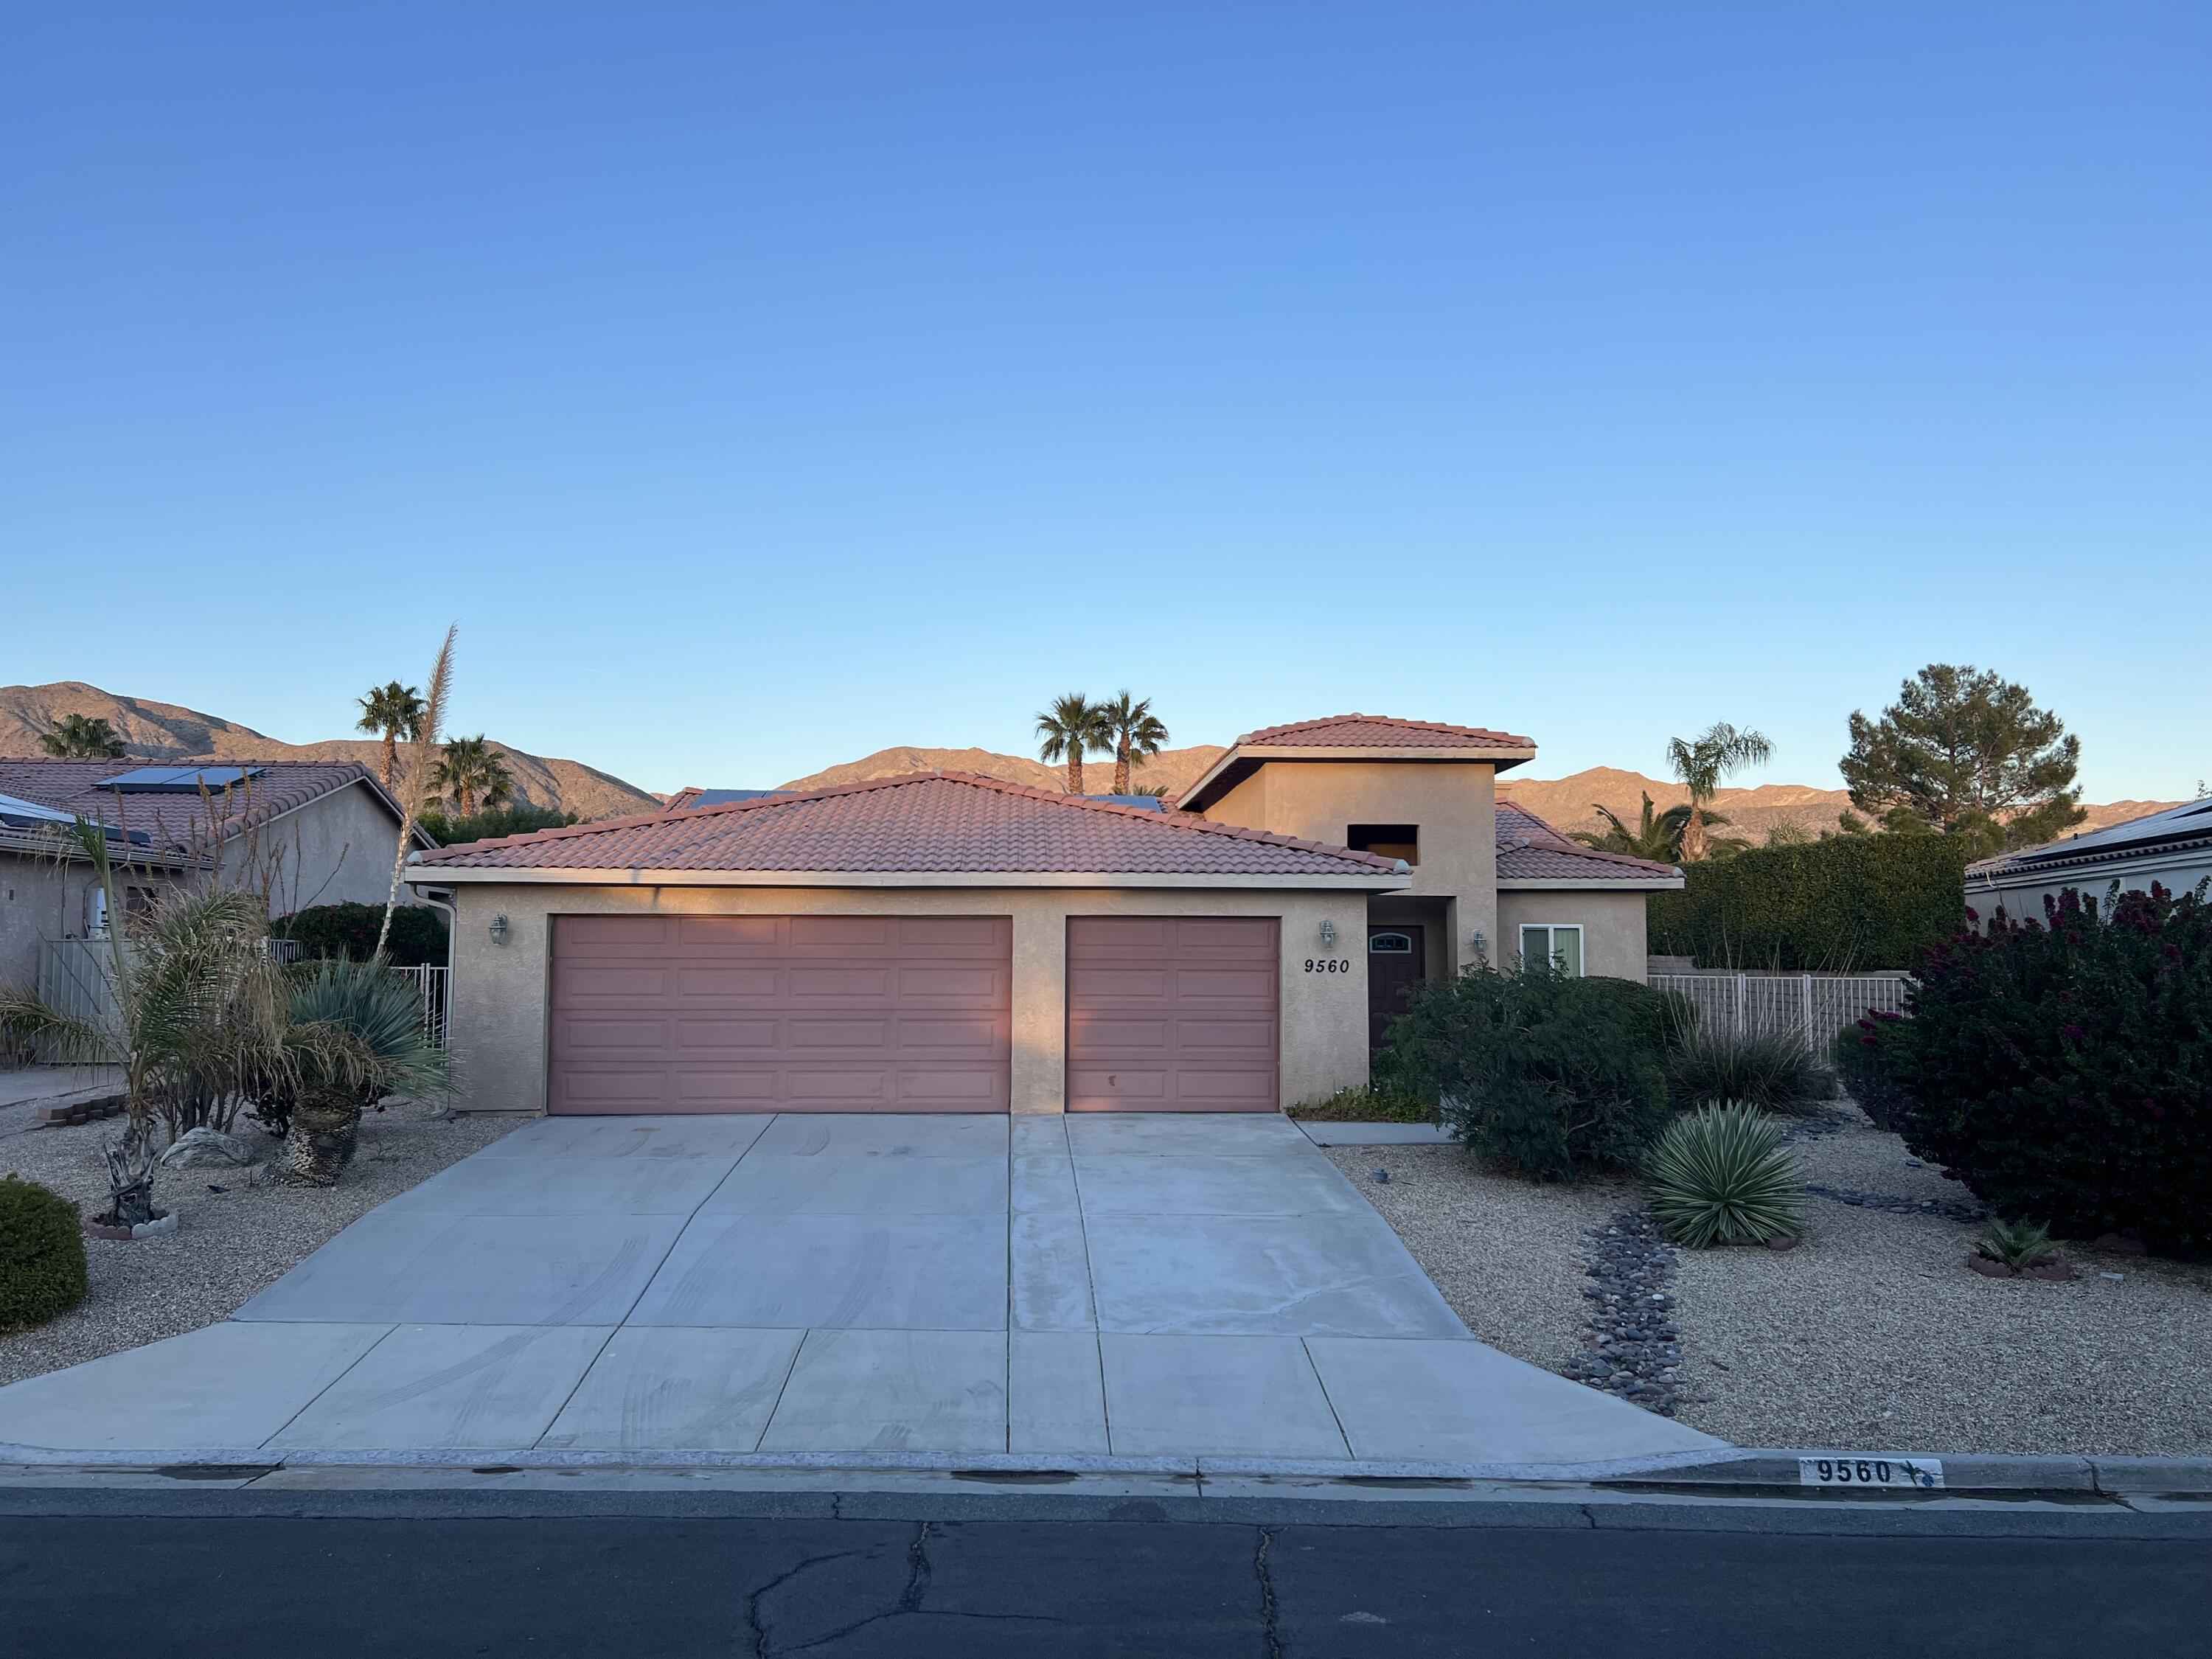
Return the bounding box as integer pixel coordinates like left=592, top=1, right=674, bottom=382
left=1683, top=801, right=1706, bottom=863
left=100, top=1119, right=159, bottom=1226
left=1113, top=742, right=1131, bottom=796
left=1067, top=754, right=1084, bottom=795
left=278, top=1096, right=362, bottom=1187
left=378, top=731, right=397, bottom=790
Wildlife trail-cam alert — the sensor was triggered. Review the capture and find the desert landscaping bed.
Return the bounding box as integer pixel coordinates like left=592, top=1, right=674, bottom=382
left=1328, top=1108, right=2212, bottom=1458
left=0, top=1102, right=517, bottom=1391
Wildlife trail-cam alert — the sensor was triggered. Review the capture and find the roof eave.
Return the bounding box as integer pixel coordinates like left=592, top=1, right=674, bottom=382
left=1497, top=875, right=1685, bottom=891
left=1178, top=744, right=1538, bottom=813
left=405, top=865, right=1412, bottom=892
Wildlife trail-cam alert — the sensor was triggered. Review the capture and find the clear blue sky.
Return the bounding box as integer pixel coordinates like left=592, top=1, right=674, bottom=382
left=5, top=3, right=2206, bottom=801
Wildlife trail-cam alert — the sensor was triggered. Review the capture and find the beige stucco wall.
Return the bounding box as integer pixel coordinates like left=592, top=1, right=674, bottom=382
left=0, top=856, right=96, bottom=990
left=257, top=782, right=420, bottom=917
left=1495, top=888, right=1650, bottom=981
left=1200, top=761, right=1498, bottom=972
left=431, top=881, right=1374, bottom=1116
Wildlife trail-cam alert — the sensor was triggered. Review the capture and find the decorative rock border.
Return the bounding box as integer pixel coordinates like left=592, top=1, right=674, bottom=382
left=1803, top=1183, right=1985, bottom=1224
left=1562, top=1209, right=1689, bottom=1417
left=84, top=1209, right=179, bottom=1242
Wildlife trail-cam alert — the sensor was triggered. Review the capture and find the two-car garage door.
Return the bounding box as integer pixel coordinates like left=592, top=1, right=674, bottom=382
left=549, top=915, right=1012, bottom=1114
left=546, top=913, right=1281, bottom=1114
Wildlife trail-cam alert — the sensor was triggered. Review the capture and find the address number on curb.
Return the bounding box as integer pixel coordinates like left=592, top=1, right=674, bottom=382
left=1799, top=1456, right=1943, bottom=1489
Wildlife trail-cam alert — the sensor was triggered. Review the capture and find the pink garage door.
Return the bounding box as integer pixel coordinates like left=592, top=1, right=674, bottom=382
left=548, top=914, right=1012, bottom=1114
left=1065, top=917, right=1280, bottom=1112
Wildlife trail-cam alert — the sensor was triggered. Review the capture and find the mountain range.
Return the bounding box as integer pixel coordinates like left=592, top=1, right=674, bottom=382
left=3, top=684, right=2180, bottom=846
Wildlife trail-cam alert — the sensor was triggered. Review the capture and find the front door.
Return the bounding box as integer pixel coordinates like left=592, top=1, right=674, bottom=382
left=1367, top=925, right=1424, bottom=1049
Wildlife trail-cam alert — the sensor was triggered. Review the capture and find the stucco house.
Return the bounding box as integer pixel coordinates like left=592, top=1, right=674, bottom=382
left=1968, top=796, right=2212, bottom=922
left=0, top=757, right=426, bottom=990
left=406, top=714, right=1680, bottom=1118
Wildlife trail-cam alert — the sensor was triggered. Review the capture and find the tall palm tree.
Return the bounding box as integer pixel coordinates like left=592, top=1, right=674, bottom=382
left=1098, top=690, right=1169, bottom=795
left=1035, top=694, right=1110, bottom=794
left=355, top=681, right=425, bottom=790
left=433, top=734, right=513, bottom=816
left=1666, top=722, right=1773, bottom=862
left=38, top=714, right=126, bottom=758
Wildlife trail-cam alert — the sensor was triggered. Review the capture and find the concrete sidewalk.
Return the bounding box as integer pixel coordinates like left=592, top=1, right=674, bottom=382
left=0, top=1112, right=1719, bottom=1472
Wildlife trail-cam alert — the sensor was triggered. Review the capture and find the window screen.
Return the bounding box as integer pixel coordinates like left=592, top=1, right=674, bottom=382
left=1519, top=924, right=1584, bottom=977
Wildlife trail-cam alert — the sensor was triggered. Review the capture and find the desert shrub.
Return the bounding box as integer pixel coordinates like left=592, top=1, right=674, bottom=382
left=1648, top=834, right=1967, bottom=970
left=1380, top=967, right=1673, bottom=1182
left=1889, top=883, right=2212, bottom=1253
left=1829, top=1014, right=1917, bottom=1131
left=1645, top=1102, right=1804, bottom=1247
left=417, top=804, right=576, bottom=846
left=0, top=1176, right=88, bottom=1331
left=1977, top=1217, right=2058, bottom=1272
left=273, top=902, right=448, bottom=967
left=1666, top=1019, right=1832, bottom=1116
left=1290, top=1081, right=1433, bottom=1123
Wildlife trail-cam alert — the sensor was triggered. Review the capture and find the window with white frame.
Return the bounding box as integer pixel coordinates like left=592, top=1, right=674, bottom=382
left=1518, top=923, right=1583, bottom=977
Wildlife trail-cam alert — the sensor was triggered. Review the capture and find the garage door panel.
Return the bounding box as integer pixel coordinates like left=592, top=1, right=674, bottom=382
left=676, top=967, right=785, bottom=1001
left=1066, top=917, right=1279, bottom=1113
left=549, top=915, right=1011, bottom=1114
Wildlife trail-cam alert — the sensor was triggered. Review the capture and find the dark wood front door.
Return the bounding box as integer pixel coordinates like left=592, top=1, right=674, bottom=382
left=1367, top=925, right=1424, bottom=1049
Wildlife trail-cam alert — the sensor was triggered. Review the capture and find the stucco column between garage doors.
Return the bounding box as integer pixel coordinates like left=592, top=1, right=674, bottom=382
left=438, top=884, right=1374, bottom=1116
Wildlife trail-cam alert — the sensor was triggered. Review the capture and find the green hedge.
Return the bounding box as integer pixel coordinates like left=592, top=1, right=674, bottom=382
left=1648, top=834, right=1967, bottom=971
left=272, top=902, right=450, bottom=967
left=0, top=1176, right=87, bottom=1332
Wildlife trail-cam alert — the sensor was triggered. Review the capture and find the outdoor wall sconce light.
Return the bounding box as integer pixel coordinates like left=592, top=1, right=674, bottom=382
left=1319, top=919, right=1338, bottom=950
left=1470, top=928, right=1488, bottom=959
left=490, top=914, right=510, bottom=946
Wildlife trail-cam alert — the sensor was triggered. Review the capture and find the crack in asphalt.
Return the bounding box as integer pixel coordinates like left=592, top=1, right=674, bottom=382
left=745, top=1548, right=869, bottom=1659
left=1255, top=1527, right=1283, bottom=1659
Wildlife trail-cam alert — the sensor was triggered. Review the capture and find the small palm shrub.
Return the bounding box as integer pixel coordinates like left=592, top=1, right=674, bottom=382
left=1667, top=1019, right=1832, bottom=1116
left=1978, top=1217, right=2058, bottom=1273
left=1646, top=1102, right=1804, bottom=1248
left=276, top=958, right=453, bottom=1186
left=0, top=1176, right=88, bottom=1332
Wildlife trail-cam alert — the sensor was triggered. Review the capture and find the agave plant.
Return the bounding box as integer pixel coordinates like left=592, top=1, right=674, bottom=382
left=1646, top=1101, right=1804, bottom=1248
left=276, top=958, right=453, bottom=1187
left=1977, top=1217, right=2058, bottom=1273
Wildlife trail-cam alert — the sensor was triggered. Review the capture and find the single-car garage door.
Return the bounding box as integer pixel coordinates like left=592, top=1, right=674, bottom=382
left=549, top=914, right=1012, bottom=1114
left=1065, top=917, right=1279, bottom=1112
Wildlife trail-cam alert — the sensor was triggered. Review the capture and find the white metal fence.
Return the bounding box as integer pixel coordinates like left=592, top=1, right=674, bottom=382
left=1649, top=972, right=1910, bottom=1057
left=31, top=943, right=451, bottom=1053
left=388, top=964, right=451, bottom=1048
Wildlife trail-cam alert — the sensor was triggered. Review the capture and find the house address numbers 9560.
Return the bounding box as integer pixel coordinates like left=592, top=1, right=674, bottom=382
left=1303, top=957, right=1352, bottom=974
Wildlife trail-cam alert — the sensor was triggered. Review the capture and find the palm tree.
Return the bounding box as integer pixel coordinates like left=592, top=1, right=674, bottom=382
left=434, top=734, right=513, bottom=816
left=1098, top=691, right=1169, bottom=795
left=1035, top=694, right=1110, bottom=794
left=1666, top=722, right=1774, bottom=863
left=355, top=681, right=425, bottom=790
left=38, top=714, right=126, bottom=758
left=1571, top=793, right=1694, bottom=862
left=274, top=958, right=451, bottom=1186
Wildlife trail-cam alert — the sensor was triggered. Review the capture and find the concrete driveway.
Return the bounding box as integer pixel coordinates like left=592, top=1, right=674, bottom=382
left=0, top=1113, right=1719, bottom=1470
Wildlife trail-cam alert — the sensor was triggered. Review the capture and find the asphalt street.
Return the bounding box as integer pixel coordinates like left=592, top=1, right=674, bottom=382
left=3, top=1489, right=2205, bottom=1657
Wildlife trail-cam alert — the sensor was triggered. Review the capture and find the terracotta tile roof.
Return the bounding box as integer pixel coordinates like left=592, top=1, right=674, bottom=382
left=0, top=757, right=405, bottom=855
left=414, top=771, right=1409, bottom=880
left=1237, top=713, right=1537, bottom=750
left=1495, top=802, right=1682, bottom=883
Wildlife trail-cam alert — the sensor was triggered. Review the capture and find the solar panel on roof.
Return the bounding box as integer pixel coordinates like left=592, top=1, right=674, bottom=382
left=93, top=765, right=265, bottom=793
left=685, top=789, right=790, bottom=807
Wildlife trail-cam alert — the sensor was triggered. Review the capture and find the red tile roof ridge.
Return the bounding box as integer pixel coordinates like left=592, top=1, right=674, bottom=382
left=417, top=768, right=1408, bottom=873
left=1234, top=712, right=1538, bottom=748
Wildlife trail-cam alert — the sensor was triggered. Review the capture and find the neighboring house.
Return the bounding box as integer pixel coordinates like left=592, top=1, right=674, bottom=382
left=1967, top=796, right=2212, bottom=922
left=406, top=713, right=1681, bottom=1117
left=0, top=757, right=428, bottom=990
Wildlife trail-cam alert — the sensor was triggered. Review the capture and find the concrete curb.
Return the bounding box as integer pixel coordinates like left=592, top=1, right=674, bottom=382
left=1608, top=1449, right=2212, bottom=1496
left=4, top=1440, right=2205, bottom=1495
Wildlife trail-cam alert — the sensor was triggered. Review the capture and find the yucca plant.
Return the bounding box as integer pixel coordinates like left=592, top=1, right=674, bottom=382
left=276, top=957, right=453, bottom=1187
left=1646, top=1101, right=1804, bottom=1248
left=1977, top=1217, right=2058, bottom=1273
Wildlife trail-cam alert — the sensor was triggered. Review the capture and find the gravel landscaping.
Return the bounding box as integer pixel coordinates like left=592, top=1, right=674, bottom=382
left=0, top=1104, right=518, bottom=1390
left=1332, top=1106, right=2212, bottom=1457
